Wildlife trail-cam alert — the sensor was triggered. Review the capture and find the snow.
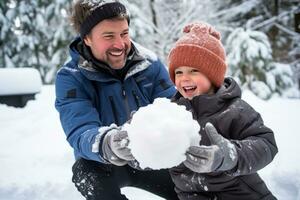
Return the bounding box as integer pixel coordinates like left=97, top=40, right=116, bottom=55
left=250, top=80, right=272, bottom=100
left=212, top=0, right=260, bottom=20
left=0, top=85, right=300, bottom=200
left=0, top=68, right=42, bottom=95
left=226, top=27, right=297, bottom=100
left=226, top=28, right=272, bottom=66
left=124, top=98, right=200, bottom=169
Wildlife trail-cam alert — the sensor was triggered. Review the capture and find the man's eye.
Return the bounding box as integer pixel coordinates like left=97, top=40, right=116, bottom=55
left=121, top=32, right=129, bottom=37
left=104, top=35, right=113, bottom=39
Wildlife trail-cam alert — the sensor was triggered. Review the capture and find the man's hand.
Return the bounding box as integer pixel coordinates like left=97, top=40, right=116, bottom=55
left=183, top=123, right=238, bottom=173
left=102, top=129, right=135, bottom=166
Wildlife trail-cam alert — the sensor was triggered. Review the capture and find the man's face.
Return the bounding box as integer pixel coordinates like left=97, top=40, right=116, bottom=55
left=84, top=19, right=131, bottom=69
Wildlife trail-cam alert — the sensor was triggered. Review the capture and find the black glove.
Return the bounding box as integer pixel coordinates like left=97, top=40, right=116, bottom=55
left=102, top=129, right=135, bottom=166
left=184, top=123, right=238, bottom=173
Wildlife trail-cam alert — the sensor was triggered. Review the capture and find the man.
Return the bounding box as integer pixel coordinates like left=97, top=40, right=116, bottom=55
left=55, top=0, right=177, bottom=200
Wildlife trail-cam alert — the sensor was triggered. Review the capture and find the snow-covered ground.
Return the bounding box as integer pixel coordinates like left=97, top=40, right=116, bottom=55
left=0, top=85, right=299, bottom=200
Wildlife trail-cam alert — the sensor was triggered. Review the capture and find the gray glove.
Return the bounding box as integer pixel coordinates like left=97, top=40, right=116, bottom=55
left=184, top=123, right=238, bottom=173
left=102, top=129, right=135, bottom=166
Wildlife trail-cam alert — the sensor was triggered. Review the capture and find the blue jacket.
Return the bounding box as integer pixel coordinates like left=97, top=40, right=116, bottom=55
left=55, top=38, right=176, bottom=163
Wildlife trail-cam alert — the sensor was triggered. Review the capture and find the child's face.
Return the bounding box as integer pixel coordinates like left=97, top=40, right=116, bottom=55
left=174, top=66, right=212, bottom=100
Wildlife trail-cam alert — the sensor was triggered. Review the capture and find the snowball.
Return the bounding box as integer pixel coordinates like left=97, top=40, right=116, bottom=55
left=124, top=97, right=200, bottom=169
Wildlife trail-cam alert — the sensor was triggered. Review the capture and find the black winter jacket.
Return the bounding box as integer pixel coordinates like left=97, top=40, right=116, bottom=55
left=170, top=78, right=278, bottom=200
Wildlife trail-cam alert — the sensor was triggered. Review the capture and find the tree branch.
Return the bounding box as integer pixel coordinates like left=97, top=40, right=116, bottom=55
left=251, top=7, right=299, bottom=30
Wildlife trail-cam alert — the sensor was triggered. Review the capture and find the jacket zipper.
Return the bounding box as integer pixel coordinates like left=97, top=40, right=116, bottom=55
left=109, top=96, right=119, bottom=125
left=121, top=86, right=131, bottom=121
left=132, top=90, right=140, bottom=108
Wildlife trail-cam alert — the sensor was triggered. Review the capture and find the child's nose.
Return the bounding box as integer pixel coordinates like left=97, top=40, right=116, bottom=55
left=181, top=73, right=191, bottom=81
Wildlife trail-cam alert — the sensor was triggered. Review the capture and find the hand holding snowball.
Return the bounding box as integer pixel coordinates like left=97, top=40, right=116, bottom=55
left=184, top=123, right=238, bottom=173
left=102, top=128, right=135, bottom=166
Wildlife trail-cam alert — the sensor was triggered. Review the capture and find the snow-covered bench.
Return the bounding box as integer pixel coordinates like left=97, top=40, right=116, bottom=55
left=0, top=68, right=42, bottom=107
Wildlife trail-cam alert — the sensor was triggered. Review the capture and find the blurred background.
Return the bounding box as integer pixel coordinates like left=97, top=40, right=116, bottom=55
left=0, top=0, right=300, bottom=100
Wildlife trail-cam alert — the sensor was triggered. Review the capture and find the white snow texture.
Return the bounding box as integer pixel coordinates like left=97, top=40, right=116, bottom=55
left=124, top=97, right=200, bottom=169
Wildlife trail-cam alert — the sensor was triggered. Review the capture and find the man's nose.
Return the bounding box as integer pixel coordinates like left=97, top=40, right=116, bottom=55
left=113, top=36, right=125, bottom=49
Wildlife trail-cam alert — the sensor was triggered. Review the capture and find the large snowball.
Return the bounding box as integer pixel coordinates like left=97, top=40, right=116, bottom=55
left=124, top=98, right=200, bottom=169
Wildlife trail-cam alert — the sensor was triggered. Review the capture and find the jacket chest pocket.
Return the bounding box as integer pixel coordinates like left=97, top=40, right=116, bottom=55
left=132, top=75, right=152, bottom=105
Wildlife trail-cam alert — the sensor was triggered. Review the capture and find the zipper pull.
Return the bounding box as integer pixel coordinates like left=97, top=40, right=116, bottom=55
left=122, top=87, right=126, bottom=97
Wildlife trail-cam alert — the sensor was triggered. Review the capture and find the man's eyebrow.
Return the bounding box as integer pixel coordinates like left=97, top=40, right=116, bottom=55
left=102, top=29, right=129, bottom=35
left=102, top=31, right=115, bottom=35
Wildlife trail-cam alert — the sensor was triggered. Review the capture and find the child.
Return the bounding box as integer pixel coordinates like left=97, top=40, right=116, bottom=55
left=168, top=22, right=278, bottom=200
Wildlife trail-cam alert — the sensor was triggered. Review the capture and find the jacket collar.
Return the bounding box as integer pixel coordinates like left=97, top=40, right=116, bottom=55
left=172, top=78, right=241, bottom=119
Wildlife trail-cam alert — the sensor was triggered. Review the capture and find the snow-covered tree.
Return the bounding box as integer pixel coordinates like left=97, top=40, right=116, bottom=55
left=0, top=0, right=18, bottom=69
left=226, top=28, right=294, bottom=99
left=208, top=0, right=299, bottom=98
left=0, top=0, right=74, bottom=83
left=127, top=0, right=219, bottom=62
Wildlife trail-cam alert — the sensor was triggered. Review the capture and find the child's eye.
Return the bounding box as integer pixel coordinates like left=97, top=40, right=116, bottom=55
left=175, top=71, right=182, bottom=75
left=191, top=69, right=199, bottom=73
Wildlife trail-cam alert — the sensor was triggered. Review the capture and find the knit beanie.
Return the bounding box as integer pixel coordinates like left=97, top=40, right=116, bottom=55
left=80, top=0, right=130, bottom=38
left=168, top=22, right=227, bottom=87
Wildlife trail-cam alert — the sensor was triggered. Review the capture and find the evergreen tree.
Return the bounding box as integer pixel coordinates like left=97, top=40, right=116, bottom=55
left=226, top=28, right=294, bottom=99
left=0, top=0, right=18, bottom=69
left=0, top=0, right=74, bottom=83
left=210, top=0, right=299, bottom=98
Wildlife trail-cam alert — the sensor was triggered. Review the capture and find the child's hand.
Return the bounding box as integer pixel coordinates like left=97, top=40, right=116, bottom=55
left=183, top=123, right=238, bottom=173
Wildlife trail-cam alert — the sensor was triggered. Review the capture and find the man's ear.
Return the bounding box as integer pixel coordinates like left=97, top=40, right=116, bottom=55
left=83, top=35, right=91, bottom=47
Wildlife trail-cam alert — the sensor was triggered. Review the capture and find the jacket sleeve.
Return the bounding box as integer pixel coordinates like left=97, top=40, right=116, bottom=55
left=55, top=67, right=108, bottom=163
left=221, top=100, right=278, bottom=176
left=150, top=59, right=176, bottom=100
